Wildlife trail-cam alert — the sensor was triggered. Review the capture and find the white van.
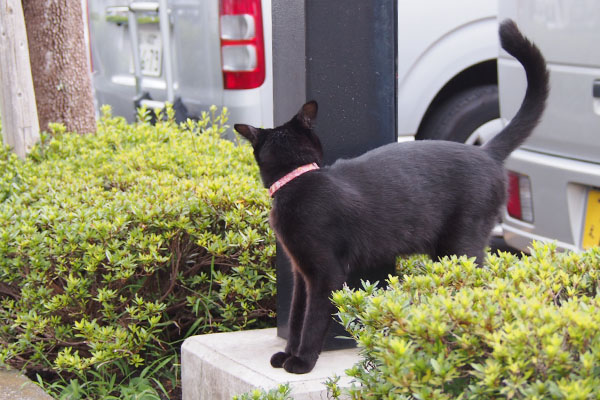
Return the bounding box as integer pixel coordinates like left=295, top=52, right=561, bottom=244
left=498, top=2, right=600, bottom=252
left=87, top=0, right=499, bottom=141
left=88, top=0, right=274, bottom=134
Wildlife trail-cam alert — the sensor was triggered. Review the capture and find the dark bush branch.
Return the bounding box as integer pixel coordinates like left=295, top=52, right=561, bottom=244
left=159, top=235, right=183, bottom=303
left=0, top=282, right=19, bottom=299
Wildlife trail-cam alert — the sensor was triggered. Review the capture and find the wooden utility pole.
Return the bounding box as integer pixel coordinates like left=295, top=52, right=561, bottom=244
left=0, top=0, right=40, bottom=159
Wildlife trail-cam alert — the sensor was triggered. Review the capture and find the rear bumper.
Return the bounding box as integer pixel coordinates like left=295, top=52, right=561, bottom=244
left=93, top=78, right=273, bottom=139
left=502, top=148, right=600, bottom=252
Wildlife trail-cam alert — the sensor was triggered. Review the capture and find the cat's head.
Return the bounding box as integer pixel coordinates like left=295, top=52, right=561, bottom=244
left=234, top=101, right=324, bottom=188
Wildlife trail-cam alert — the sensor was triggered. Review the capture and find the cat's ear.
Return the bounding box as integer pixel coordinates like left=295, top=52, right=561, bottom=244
left=234, top=124, right=260, bottom=146
left=296, top=101, right=318, bottom=129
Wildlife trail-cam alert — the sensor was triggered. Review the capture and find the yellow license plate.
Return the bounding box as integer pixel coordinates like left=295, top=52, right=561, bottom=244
left=582, top=189, right=600, bottom=249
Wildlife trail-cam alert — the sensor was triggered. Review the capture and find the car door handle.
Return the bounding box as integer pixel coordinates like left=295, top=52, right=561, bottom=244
left=594, top=80, right=600, bottom=116
left=594, top=80, right=600, bottom=98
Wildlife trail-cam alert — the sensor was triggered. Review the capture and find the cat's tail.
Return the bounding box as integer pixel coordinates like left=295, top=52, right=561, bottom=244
left=483, top=19, right=549, bottom=163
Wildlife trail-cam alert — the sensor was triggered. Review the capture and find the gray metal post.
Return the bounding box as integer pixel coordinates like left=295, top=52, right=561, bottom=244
left=157, top=0, right=174, bottom=103
left=272, top=0, right=397, bottom=349
left=127, top=8, right=143, bottom=96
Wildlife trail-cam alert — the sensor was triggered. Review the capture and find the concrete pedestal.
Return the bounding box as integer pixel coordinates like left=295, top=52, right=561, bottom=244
left=0, top=367, right=54, bottom=400
left=181, top=328, right=359, bottom=399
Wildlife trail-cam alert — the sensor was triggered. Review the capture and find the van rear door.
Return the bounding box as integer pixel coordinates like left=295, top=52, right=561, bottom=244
left=88, top=0, right=223, bottom=121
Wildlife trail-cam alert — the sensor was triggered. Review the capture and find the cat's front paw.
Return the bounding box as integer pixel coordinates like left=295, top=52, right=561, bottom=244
left=282, top=355, right=318, bottom=374
left=270, top=351, right=292, bottom=368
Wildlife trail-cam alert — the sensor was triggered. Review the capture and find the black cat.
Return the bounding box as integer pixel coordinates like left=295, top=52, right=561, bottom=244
left=234, top=19, right=548, bottom=374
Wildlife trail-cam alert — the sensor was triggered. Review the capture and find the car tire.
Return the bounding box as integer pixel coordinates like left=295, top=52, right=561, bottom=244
left=417, top=84, right=499, bottom=143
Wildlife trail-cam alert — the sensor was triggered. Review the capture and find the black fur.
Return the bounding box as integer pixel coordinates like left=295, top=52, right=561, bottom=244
left=234, top=19, right=548, bottom=374
left=483, top=19, right=549, bottom=162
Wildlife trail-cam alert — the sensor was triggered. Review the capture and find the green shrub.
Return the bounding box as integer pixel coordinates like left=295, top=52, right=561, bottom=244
left=329, top=244, right=600, bottom=400
left=232, top=384, right=292, bottom=400
left=0, top=105, right=276, bottom=398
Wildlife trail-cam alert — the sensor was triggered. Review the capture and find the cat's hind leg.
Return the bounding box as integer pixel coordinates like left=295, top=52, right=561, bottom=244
left=434, top=217, right=495, bottom=266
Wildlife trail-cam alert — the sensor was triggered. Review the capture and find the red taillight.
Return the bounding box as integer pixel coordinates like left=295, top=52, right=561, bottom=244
left=219, top=0, right=265, bottom=89
left=507, top=171, right=534, bottom=222
left=507, top=173, right=522, bottom=220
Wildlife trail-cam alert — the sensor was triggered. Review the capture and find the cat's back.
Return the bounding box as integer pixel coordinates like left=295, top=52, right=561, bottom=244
left=330, top=140, right=495, bottom=176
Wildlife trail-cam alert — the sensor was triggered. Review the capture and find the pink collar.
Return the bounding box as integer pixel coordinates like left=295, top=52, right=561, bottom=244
left=269, top=163, right=320, bottom=197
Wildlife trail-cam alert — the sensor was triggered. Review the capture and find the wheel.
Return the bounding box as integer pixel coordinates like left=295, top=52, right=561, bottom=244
left=416, top=84, right=501, bottom=145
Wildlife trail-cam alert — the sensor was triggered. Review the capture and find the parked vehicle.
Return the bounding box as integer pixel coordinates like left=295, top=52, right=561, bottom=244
left=87, top=0, right=273, bottom=137
left=397, top=1, right=499, bottom=144
left=498, top=1, right=600, bottom=252
left=87, top=0, right=498, bottom=141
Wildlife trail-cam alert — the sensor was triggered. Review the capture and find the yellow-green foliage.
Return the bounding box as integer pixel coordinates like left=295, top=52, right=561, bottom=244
left=0, top=106, right=276, bottom=397
left=233, top=384, right=292, bottom=400
left=332, top=244, right=600, bottom=400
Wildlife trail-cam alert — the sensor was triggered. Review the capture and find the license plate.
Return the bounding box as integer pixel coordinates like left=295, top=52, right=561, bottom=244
left=139, top=28, right=162, bottom=77
left=582, top=189, right=600, bottom=249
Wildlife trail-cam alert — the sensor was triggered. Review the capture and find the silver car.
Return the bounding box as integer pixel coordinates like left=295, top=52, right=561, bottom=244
left=498, top=1, right=600, bottom=252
